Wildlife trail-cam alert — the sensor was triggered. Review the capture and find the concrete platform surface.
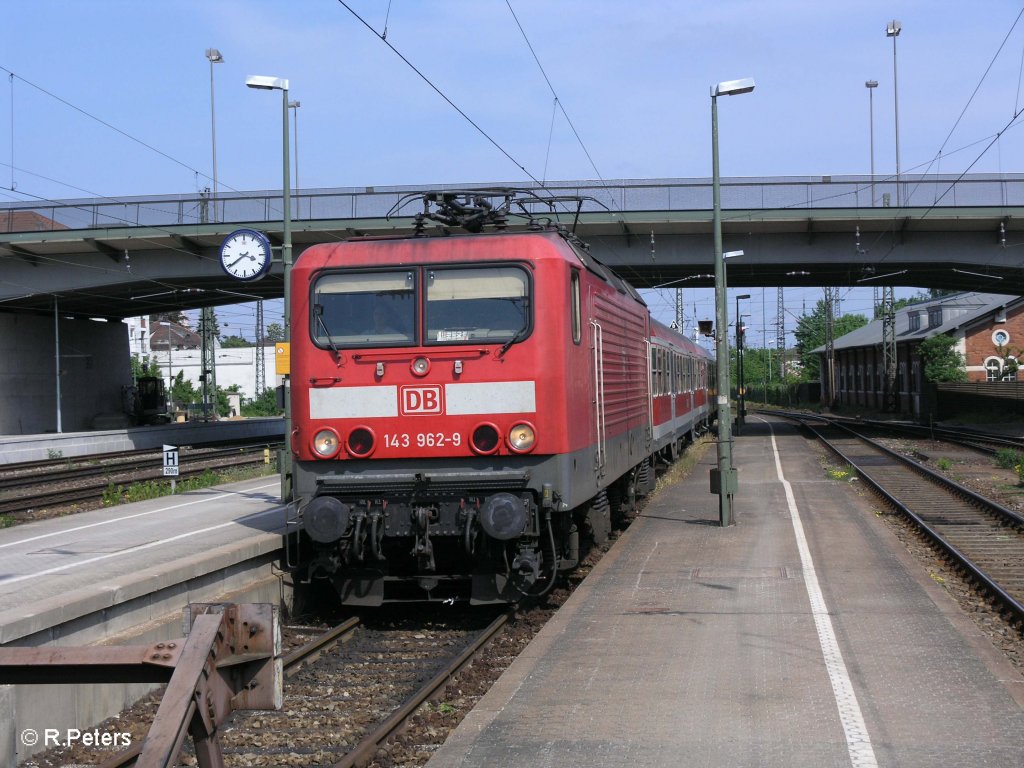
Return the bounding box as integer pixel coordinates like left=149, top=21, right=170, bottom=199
left=427, top=416, right=1024, bottom=768
left=0, top=475, right=287, bottom=645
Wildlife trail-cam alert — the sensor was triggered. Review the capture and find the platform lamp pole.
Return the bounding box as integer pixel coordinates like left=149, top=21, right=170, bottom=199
left=246, top=75, right=293, bottom=502
left=711, top=77, right=754, bottom=527
left=886, top=20, right=902, bottom=207
left=865, top=80, right=878, bottom=205
left=735, top=294, right=750, bottom=434
left=205, top=48, right=223, bottom=220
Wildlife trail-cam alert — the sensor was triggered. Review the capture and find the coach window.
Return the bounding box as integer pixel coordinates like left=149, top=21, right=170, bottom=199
left=312, top=270, right=415, bottom=347
left=571, top=270, right=581, bottom=344
left=426, top=266, right=530, bottom=345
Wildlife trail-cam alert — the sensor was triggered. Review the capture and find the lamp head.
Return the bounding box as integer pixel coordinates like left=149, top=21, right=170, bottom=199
left=723, top=250, right=745, bottom=259
left=712, top=78, right=755, bottom=97
left=205, top=48, right=224, bottom=64
left=865, top=80, right=878, bottom=89
left=886, top=20, right=901, bottom=37
left=737, top=294, right=751, bottom=300
left=246, top=75, right=289, bottom=91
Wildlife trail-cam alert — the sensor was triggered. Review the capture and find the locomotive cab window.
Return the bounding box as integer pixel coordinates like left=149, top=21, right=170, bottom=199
left=312, top=270, right=416, bottom=347
left=570, top=269, right=581, bottom=344
left=426, top=266, right=530, bottom=344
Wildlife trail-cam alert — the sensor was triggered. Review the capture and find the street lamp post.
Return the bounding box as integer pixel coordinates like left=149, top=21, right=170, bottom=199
left=289, top=100, right=300, bottom=212
left=710, top=77, right=754, bottom=527
left=735, top=294, right=750, bottom=434
left=247, top=74, right=293, bottom=501
left=886, top=20, right=902, bottom=207
left=865, top=80, right=878, bottom=205
left=205, top=48, right=224, bottom=220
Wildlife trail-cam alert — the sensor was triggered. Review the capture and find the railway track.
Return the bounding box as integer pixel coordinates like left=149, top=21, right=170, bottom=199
left=0, top=443, right=280, bottom=488
left=0, top=444, right=279, bottom=515
left=754, top=408, right=1024, bottom=457
left=795, top=416, right=1024, bottom=622
left=93, top=609, right=510, bottom=768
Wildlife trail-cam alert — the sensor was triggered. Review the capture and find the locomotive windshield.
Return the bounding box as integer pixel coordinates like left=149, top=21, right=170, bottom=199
left=311, top=265, right=530, bottom=348
left=425, top=267, right=529, bottom=344
left=312, top=270, right=416, bottom=346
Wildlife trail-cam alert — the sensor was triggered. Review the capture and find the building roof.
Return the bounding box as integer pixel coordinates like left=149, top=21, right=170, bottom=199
left=815, top=291, right=1024, bottom=353
left=150, top=321, right=201, bottom=350
left=0, top=210, right=67, bottom=233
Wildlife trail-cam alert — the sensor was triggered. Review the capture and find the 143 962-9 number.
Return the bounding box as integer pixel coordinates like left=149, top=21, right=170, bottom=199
left=383, top=432, right=463, bottom=449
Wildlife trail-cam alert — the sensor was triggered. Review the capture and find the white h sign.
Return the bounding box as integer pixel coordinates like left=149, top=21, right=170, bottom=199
left=162, top=444, right=179, bottom=477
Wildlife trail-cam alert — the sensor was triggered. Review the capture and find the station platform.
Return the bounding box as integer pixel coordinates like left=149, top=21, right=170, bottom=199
left=0, top=416, right=284, bottom=464
left=428, top=415, right=1024, bottom=768
left=0, top=475, right=289, bottom=765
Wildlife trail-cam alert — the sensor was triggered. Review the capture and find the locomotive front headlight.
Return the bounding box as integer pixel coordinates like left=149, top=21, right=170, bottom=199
left=507, top=422, right=536, bottom=453
left=312, top=428, right=341, bottom=458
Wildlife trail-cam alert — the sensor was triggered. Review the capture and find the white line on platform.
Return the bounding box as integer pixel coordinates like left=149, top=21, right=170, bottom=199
left=0, top=504, right=284, bottom=586
left=765, top=419, right=878, bottom=768
left=0, top=481, right=280, bottom=550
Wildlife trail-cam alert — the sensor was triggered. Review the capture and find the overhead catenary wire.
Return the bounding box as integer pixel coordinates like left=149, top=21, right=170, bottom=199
left=335, top=0, right=542, bottom=187
left=504, top=0, right=617, bottom=210
left=0, top=63, right=270, bottom=206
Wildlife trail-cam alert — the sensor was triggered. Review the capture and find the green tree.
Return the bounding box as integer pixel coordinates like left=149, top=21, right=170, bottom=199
left=220, top=335, right=252, bottom=348
left=793, top=300, right=869, bottom=381
left=131, top=355, right=163, bottom=381
left=169, top=370, right=199, bottom=410
left=918, top=334, right=967, bottom=382
left=242, top=388, right=282, bottom=417
left=265, top=323, right=285, bottom=343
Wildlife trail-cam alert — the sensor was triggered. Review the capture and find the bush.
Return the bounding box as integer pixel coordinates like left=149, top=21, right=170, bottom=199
left=995, top=448, right=1021, bottom=470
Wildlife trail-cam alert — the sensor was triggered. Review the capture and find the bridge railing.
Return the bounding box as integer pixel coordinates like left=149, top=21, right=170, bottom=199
left=3, top=174, right=1024, bottom=234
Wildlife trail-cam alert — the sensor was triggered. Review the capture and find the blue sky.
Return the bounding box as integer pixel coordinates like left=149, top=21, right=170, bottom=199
left=4, top=1, right=1024, bottom=343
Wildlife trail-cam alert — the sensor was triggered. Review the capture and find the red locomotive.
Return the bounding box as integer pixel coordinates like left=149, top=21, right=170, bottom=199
left=288, top=192, right=715, bottom=604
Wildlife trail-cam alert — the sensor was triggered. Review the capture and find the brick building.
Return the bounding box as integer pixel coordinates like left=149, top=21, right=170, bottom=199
left=817, top=292, right=1024, bottom=416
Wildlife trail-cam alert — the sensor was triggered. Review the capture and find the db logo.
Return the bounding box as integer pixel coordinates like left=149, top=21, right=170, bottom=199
left=400, top=385, right=444, bottom=415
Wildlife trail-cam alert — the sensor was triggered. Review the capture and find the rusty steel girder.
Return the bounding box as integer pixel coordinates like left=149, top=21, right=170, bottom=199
left=0, top=602, right=282, bottom=768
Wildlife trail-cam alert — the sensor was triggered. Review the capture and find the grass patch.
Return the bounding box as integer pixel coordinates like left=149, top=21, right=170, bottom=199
left=102, top=464, right=275, bottom=508
left=0, top=514, right=15, bottom=529
left=652, top=435, right=712, bottom=495
left=827, top=465, right=856, bottom=482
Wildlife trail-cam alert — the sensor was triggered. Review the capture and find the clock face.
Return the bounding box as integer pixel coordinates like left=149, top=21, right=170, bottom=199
left=220, top=229, right=272, bottom=281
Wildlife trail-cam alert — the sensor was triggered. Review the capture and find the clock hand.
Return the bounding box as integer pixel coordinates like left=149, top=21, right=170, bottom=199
left=228, top=252, right=254, bottom=267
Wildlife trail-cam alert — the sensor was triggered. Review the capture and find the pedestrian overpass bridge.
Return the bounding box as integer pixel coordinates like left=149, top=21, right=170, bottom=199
left=2, top=174, right=1023, bottom=320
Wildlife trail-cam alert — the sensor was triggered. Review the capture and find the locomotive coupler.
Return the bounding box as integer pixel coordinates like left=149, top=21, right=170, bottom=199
left=512, top=547, right=540, bottom=586
left=411, top=506, right=436, bottom=572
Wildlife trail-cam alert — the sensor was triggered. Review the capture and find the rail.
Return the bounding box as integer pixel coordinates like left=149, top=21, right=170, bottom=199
left=780, top=413, right=1024, bottom=623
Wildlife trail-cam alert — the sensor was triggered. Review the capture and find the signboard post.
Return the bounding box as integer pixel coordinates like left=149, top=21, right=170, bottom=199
left=163, top=444, right=179, bottom=493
